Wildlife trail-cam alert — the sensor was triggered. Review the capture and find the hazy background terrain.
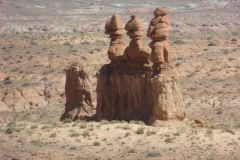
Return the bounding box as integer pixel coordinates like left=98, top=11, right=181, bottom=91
left=0, top=0, right=240, bottom=159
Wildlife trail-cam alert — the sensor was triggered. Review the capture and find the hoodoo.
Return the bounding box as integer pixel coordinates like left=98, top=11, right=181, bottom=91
left=60, top=63, right=94, bottom=121
left=105, top=14, right=125, bottom=61
left=96, top=8, right=185, bottom=124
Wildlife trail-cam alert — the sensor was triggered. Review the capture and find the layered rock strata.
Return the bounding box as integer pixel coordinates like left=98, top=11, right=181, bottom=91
left=124, top=15, right=149, bottom=62
left=96, top=9, right=185, bottom=124
left=60, top=63, right=94, bottom=121
left=105, top=14, right=125, bottom=61
left=147, top=7, right=171, bottom=74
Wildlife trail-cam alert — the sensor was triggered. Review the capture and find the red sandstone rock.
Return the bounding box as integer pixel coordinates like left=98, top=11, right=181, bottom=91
left=105, top=14, right=125, bottom=61
left=96, top=8, right=185, bottom=124
left=148, top=67, right=185, bottom=124
left=150, top=41, right=171, bottom=64
left=154, top=7, right=168, bottom=17
left=123, top=15, right=149, bottom=61
left=60, top=63, right=94, bottom=121
left=105, top=14, right=123, bottom=35
left=108, top=38, right=125, bottom=60
left=2, top=89, right=28, bottom=112
left=125, top=15, right=142, bottom=32
left=147, top=7, right=171, bottom=65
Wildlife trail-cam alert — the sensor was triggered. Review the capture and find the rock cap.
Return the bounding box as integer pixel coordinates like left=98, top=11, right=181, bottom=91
left=105, top=14, right=123, bottom=35
left=125, top=15, right=142, bottom=32
left=154, top=7, right=168, bottom=17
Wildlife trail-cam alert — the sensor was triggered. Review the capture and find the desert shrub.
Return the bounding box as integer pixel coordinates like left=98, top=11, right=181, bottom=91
left=110, top=120, right=121, bottom=124
left=41, top=126, right=49, bottom=130
left=93, top=141, right=100, bottom=146
left=164, top=137, right=175, bottom=143
left=30, top=125, right=38, bottom=129
left=206, top=157, right=215, bottom=160
left=130, top=120, right=145, bottom=125
left=125, top=132, right=130, bottom=137
left=174, top=39, right=186, bottom=45
left=5, top=122, right=17, bottom=134
left=69, top=146, right=77, bottom=150
left=82, top=131, right=90, bottom=138
left=146, top=130, right=156, bottom=136
left=100, top=119, right=109, bottom=125
left=87, top=127, right=94, bottom=131
left=135, top=127, right=144, bottom=134
left=50, top=133, right=57, bottom=138
left=116, top=125, right=131, bottom=130
left=30, top=41, right=38, bottom=45
left=63, top=118, right=73, bottom=123
left=79, top=123, right=87, bottom=129
left=70, top=132, right=80, bottom=137
left=128, top=148, right=136, bottom=153
left=63, top=42, right=71, bottom=45
left=75, top=138, right=81, bottom=142
left=146, top=150, right=161, bottom=157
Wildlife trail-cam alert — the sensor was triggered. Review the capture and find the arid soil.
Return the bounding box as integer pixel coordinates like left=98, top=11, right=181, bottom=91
left=0, top=0, right=240, bottom=159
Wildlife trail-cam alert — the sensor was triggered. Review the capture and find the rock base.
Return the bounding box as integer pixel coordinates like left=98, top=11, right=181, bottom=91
left=96, top=61, right=185, bottom=123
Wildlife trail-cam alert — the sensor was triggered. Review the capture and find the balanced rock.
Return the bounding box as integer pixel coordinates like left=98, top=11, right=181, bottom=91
left=125, top=15, right=142, bottom=31
left=105, top=14, right=123, bottom=36
left=123, top=15, right=149, bottom=62
left=105, top=14, right=125, bottom=61
left=60, top=63, right=94, bottom=121
left=154, top=7, right=168, bottom=16
left=147, top=7, right=171, bottom=67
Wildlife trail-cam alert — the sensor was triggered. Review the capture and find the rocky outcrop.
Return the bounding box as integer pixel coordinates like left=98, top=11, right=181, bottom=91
left=60, top=63, right=94, bottom=121
left=1, top=87, right=48, bottom=112
left=96, top=9, right=185, bottom=123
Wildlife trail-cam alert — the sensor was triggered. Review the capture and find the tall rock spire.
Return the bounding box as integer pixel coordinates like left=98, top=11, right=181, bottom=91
left=147, top=7, right=171, bottom=74
left=105, top=14, right=125, bottom=61
left=123, top=15, right=149, bottom=62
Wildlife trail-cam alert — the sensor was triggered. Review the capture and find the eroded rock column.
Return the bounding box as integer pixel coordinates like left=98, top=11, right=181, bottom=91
left=60, top=63, right=94, bottom=121
left=105, top=14, right=125, bottom=61
left=148, top=8, right=185, bottom=124
left=147, top=7, right=171, bottom=74
left=124, top=15, right=149, bottom=62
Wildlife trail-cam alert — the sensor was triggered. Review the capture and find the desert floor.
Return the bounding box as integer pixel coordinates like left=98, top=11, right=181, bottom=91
left=0, top=0, right=240, bottom=159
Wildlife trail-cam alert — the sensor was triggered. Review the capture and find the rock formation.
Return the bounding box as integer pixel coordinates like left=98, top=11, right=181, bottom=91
left=147, top=7, right=171, bottom=74
left=124, top=15, right=149, bottom=62
left=146, top=7, right=185, bottom=124
left=96, top=8, right=185, bottom=124
left=105, top=14, right=125, bottom=61
left=60, top=63, right=94, bottom=121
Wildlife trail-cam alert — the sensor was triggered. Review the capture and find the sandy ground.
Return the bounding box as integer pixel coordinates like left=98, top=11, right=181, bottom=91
left=0, top=0, right=240, bottom=159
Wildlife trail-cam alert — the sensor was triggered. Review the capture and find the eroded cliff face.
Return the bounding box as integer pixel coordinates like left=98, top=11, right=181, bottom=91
left=96, top=62, right=185, bottom=123
left=60, top=63, right=94, bottom=121
left=96, top=62, right=153, bottom=122
left=149, top=67, right=185, bottom=123
left=96, top=8, right=185, bottom=124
